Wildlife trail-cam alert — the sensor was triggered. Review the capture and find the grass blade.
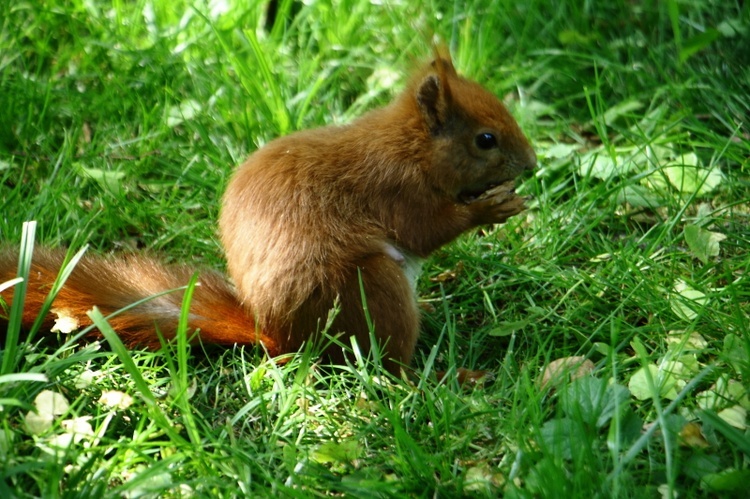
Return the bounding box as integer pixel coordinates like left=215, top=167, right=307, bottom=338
left=2, top=221, right=36, bottom=375
left=88, top=307, right=186, bottom=446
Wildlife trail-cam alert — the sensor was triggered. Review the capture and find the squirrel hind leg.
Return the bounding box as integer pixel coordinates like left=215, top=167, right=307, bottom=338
left=316, top=253, right=421, bottom=374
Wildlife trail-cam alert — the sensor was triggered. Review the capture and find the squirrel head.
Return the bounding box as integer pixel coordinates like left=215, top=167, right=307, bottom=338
left=412, top=56, right=536, bottom=203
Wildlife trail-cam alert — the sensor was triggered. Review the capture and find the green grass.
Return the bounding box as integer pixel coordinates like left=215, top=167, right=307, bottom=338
left=1, top=0, right=749, bottom=496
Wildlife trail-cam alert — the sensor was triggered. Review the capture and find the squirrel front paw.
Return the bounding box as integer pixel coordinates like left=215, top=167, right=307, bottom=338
left=468, top=180, right=527, bottom=225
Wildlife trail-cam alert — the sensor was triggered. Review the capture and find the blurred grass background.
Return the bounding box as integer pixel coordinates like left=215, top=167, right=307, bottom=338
left=1, top=0, right=749, bottom=496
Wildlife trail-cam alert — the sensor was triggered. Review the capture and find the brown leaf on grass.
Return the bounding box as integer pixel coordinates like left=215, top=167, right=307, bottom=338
left=539, top=356, right=595, bottom=389
left=465, top=463, right=505, bottom=491
left=437, top=368, right=494, bottom=388
left=82, top=122, right=92, bottom=144
left=456, top=367, right=493, bottom=386
left=679, top=422, right=710, bottom=448
left=430, top=261, right=464, bottom=282
left=418, top=301, right=436, bottom=313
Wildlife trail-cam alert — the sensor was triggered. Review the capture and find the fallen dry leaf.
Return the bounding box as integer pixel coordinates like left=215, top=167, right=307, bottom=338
left=539, top=356, right=595, bottom=388
left=679, top=421, right=710, bottom=448
left=50, top=308, right=80, bottom=334
left=430, top=261, right=464, bottom=283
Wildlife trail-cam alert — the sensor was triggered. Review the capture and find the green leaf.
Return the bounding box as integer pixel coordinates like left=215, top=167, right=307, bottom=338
left=698, top=410, right=750, bottom=456
left=487, top=319, right=530, bottom=337
left=539, top=418, right=580, bottom=460
left=717, top=19, right=748, bottom=37
left=166, top=99, right=202, bottom=127
left=665, top=330, right=708, bottom=351
left=615, top=185, right=663, bottom=208
left=679, top=29, right=721, bottom=63
left=669, top=280, right=707, bottom=321
left=561, top=376, right=631, bottom=428
left=607, top=406, right=642, bottom=452
left=684, top=224, right=726, bottom=264
left=726, top=380, right=750, bottom=410
left=662, top=153, right=723, bottom=196
left=25, top=390, right=70, bottom=435
left=76, top=164, right=126, bottom=196
left=701, top=469, right=750, bottom=494
left=660, top=358, right=699, bottom=382
left=696, top=376, right=750, bottom=411
left=313, top=440, right=363, bottom=464
left=33, top=390, right=69, bottom=416
left=683, top=453, right=721, bottom=481
left=629, top=144, right=674, bottom=166
left=717, top=406, right=747, bottom=430
left=558, top=29, right=596, bottom=45
left=579, top=152, right=619, bottom=180
left=722, top=334, right=748, bottom=374
left=628, top=364, right=681, bottom=401
left=601, top=100, right=644, bottom=127
left=542, top=143, right=578, bottom=159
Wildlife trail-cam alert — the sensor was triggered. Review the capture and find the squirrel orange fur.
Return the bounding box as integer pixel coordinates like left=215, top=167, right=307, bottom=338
left=0, top=56, right=535, bottom=373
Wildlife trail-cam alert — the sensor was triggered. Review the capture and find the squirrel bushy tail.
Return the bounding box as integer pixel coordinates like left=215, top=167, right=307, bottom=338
left=0, top=248, right=278, bottom=353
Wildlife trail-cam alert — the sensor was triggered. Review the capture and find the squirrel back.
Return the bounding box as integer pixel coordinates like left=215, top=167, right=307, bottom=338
left=1, top=55, right=535, bottom=373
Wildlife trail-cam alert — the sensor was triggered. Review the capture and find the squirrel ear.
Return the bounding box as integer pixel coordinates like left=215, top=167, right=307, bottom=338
left=430, top=57, right=457, bottom=76
left=416, top=74, right=451, bottom=134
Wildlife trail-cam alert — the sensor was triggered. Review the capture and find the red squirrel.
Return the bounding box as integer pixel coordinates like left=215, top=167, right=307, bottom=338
left=0, top=56, right=536, bottom=374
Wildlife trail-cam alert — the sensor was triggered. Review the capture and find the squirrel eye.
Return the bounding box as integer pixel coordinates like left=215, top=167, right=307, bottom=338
left=475, top=132, right=498, bottom=150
